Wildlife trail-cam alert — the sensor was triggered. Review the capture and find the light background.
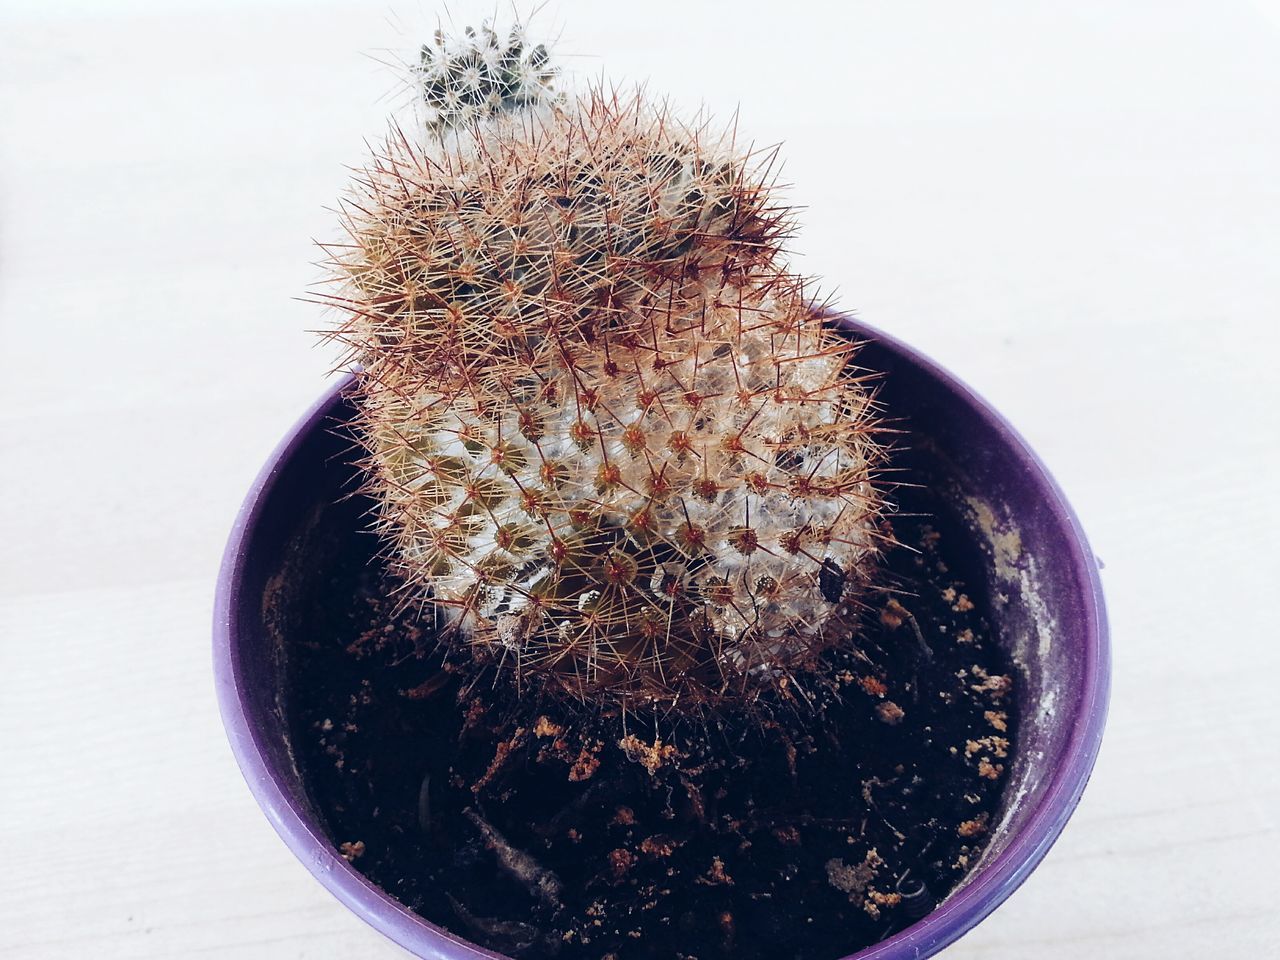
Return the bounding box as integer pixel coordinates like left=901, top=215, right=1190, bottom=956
left=2, top=1, right=1278, bottom=956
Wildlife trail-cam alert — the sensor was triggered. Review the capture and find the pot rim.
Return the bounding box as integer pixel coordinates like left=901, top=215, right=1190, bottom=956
left=213, top=316, right=1109, bottom=960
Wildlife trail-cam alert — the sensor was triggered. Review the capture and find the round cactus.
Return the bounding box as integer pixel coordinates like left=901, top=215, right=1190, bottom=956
left=319, top=21, right=889, bottom=710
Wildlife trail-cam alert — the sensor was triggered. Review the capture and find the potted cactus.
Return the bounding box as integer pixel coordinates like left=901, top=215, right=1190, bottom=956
left=215, top=19, right=1108, bottom=960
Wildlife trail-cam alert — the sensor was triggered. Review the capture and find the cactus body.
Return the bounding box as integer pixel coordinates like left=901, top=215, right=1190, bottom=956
left=320, top=24, right=888, bottom=709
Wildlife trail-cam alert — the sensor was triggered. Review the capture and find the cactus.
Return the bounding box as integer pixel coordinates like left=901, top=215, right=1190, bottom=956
left=318, top=20, right=889, bottom=710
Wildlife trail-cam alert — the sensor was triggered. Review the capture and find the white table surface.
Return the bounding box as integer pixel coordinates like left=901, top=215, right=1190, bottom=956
left=3, top=1, right=1278, bottom=956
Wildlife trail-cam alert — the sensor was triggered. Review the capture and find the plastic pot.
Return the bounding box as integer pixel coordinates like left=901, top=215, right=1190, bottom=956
left=214, top=315, right=1109, bottom=960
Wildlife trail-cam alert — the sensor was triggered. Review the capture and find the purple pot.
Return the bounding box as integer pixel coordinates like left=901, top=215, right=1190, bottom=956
left=214, top=316, right=1109, bottom=960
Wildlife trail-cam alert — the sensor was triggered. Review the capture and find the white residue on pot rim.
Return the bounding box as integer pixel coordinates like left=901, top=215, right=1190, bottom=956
left=961, top=493, right=1054, bottom=661
left=943, top=489, right=1064, bottom=893
left=963, top=494, right=1023, bottom=584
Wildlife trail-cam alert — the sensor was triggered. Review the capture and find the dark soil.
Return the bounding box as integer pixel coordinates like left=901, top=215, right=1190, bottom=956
left=285, top=481, right=1017, bottom=960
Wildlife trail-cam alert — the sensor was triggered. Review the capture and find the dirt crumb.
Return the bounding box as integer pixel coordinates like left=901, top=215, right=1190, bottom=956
left=970, top=666, right=1013, bottom=700
left=339, top=840, right=366, bottom=861
left=859, top=676, right=888, bottom=697
left=535, top=715, right=563, bottom=738
left=608, top=848, right=636, bottom=880
left=618, top=734, right=678, bottom=775
left=568, top=743, right=602, bottom=782
left=957, top=813, right=989, bottom=838
left=876, top=701, right=905, bottom=725
left=868, top=889, right=901, bottom=908
left=977, top=759, right=1004, bottom=780
left=965, top=736, right=1009, bottom=759
left=473, top=728, right=525, bottom=793
left=825, top=849, right=883, bottom=898
left=772, top=825, right=802, bottom=846
left=879, top=599, right=909, bottom=630
left=697, top=856, right=733, bottom=886
left=639, top=835, right=681, bottom=858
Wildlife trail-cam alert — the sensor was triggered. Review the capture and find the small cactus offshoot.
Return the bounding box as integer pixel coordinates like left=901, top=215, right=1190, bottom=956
left=415, top=22, right=561, bottom=137
left=318, top=20, right=889, bottom=710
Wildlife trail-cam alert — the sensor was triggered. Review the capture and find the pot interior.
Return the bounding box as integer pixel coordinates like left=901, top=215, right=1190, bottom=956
left=221, top=322, right=1105, bottom=955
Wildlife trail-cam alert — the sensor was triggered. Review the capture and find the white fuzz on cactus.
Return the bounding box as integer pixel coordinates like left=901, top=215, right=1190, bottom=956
left=319, top=20, right=889, bottom=709
left=415, top=23, right=561, bottom=136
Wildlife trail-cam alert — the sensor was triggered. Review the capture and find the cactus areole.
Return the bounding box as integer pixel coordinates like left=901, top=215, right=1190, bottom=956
left=317, top=22, right=889, bottom=711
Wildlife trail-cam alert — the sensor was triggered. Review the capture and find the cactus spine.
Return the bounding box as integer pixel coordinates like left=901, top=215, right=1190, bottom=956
left=319, top=21, right=888, bottom=710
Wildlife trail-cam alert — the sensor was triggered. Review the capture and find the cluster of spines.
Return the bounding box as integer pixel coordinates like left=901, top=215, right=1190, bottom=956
left=415, top=23, right=561, bottom=136
left=329, top=88, right=789, bottom=386
left=318, top=24, right=889, bottom=710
